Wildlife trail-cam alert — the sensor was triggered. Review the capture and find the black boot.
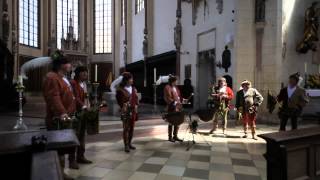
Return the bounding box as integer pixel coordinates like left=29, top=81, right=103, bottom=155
left=77, top=156, right=93, bottom=164
left=123, top=129, right=130, bottom=153
left=68, top=153, right=79, bottom=170
left=128, top=127, right=136, bottom=150
left=173, top=126, right=183, bottom=142
left=63, top=173, right=75, bottom=180
left=168, top=125, right=175, bottom=142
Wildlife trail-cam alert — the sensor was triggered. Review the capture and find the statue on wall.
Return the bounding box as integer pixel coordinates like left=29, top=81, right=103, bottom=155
left=2, top=0, right=9, bottom=46
left=216, top=0, right=223, bottom=14
left=255, top=0, right=266, bottom=23
left=296, top=2, right=320, bottom=54
left=222, top=46, right=231, bottom=72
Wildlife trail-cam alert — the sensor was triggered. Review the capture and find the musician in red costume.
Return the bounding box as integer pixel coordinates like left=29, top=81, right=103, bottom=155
left=116, top=72, right=139, bottom=153
left=209, top=77, right=234, bottom=135
left=70, top=66, right=92, bottom=164
left=43, top=52, right=77, bottom=180
left=164, top=75, right=183, bottom=142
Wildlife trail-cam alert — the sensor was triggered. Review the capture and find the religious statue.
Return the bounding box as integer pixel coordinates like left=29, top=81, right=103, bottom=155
left=2, top=0, right=9, bottom=45
left=222, top=46, right=231, bottom=72
left=174, top=20, right=182, bottom=49
left=255, top=0, right=266, bottom=23
left=296, top=2, right=320, bottom=54
left=216, top=0, right=223, bottom=14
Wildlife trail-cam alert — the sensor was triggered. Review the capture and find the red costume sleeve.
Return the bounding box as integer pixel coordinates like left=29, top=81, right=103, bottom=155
left=132, top=88, right=139, bottom=106
left=70, top=80, right=85, bottom=110
left=43, top=76, right=67, bottom=116
left=164, top=85, right=174, bottom=104
left=226, top=87, right=234, bottom=100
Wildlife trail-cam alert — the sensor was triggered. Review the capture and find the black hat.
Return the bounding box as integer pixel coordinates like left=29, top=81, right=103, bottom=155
left=74, top=66, right=88, bottom=79
left=122, top=72, right=133, bottom=80
left=74, top=66, right=88, bottom=74
left=289, top=72, right=300, bottom=82
left=168, top=75, right=178, bottom=84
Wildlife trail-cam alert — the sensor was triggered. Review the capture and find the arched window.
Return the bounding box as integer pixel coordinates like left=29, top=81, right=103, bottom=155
left=94, top=0, right=112, bottom=54
left=19, top=0, right=39, bottom=48
left=56, top=0, right=79, bottom=49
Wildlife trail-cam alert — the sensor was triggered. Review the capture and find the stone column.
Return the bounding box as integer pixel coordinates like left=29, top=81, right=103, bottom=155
left=254, top=0, right=266, bottom=90
left=12, top=0, right=19, bottom=78
left=175, top=0, right=182, bottom=77
left=143, top=0, right=148, bottom=87
left=123, top=0, right=128, bottom=68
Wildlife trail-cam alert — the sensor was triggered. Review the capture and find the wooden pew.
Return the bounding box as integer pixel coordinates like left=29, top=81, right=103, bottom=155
left=0, top=129, right=79, bottom=180
left=31, top=151, right=63, bottom=180
left=259, top=127, right=320, bottom=180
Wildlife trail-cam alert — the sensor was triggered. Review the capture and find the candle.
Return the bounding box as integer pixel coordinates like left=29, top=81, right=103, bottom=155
left=154, top=68, right=157, bottom=83
left=19, top=75, right=23, bottom=85
left=95, top=64, right=98, bottom=82
left=304, top=62, right=307, bottom=73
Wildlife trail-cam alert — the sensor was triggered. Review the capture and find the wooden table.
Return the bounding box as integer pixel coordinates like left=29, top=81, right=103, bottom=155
left=259, top=127, right=320, bottom=180
left=0, top=129, right=79, bottom=180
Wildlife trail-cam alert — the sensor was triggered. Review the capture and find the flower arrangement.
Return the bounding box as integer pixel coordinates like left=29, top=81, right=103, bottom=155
left=51, top=50, right=64, bottom=61
left=307, top=74, right=320, bottom=89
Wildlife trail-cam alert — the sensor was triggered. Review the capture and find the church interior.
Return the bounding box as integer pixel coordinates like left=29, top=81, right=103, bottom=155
left=1, top=0, right=320, bottom=180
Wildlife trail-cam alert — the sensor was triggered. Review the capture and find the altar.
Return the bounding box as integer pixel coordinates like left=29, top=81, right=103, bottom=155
left=302, top=89, right=320, bottom=120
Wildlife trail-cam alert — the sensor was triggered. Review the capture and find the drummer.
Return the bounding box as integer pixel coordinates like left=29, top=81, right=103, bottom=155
left=209, top=77, right=234, bottom=135
left=164, top=75, right=183, bottom=142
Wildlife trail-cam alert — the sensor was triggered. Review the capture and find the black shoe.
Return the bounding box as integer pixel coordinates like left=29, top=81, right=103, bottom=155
left=77, top=157, right=93, bottom=164
left=63, top=173, right=75, bottom=180
left=173, top=137, right=183, bottom=142
left=129, top=144, right=136, bottom=150
left=168, top=137, right=175, bottom=142
left=125, top=145, right=130, bottom=153
left=252, top=135, right=258, bottom=140
left=69, top=160, right=79, bottom=170
left=242, top=134, right=248, bottom=138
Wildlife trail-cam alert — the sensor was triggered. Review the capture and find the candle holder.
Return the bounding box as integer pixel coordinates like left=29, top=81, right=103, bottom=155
left=13, top=82, right=27, bottom=131
left=153, top=83, right=157, bottom=113
left=304, top=73, right=309, bottom=89
left=92, top=82, right=100, bottom=107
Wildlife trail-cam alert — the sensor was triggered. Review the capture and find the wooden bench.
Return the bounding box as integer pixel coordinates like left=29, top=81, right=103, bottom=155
left=259, top=127, right=320, bottom=180
left=0, top=129, right=79, bottom=180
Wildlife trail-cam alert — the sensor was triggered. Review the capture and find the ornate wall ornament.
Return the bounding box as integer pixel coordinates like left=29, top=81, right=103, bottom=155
left=216, top=0, right=223, bottom=14
left=222, top=46, right=231, bottom=72
left=296, top=2, right=320, bottom=54
left=60, top=11, right=80, bottom=51
left=182, top=0, right=209, bottom=25
left=255, top=0, right=266, bottom=23
left=143, top=35, right=148, bottom=57
left=11, top=28, right=17, bottom=54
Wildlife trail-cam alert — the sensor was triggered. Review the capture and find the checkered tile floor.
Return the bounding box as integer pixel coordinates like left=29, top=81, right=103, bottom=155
left=64, top=120, right=278, bottom=180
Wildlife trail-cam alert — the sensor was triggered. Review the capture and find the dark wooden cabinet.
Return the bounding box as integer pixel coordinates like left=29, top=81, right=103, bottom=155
left=259, top=127, right=320, bottom=180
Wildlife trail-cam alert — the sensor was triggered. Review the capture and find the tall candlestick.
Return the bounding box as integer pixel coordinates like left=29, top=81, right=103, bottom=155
left=304, top=62, right=307, bottom=73
left=154, top=68, right=157, bottom=83
left=19, top=75, right=23, bottom=85
left=95, top=64, right=98, bottom=82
